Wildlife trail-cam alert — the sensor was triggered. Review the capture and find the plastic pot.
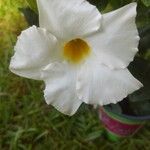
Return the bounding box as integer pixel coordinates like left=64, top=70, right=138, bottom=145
left=99, top=106, right=150, bottom=141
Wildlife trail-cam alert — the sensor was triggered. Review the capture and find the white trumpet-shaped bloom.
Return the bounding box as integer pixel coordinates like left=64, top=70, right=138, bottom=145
left=10, top=0, right=143, bottom=115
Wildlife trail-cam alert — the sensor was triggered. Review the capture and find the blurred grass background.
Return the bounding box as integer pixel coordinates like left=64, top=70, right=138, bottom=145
left=0, top=0, right=150, bottom=149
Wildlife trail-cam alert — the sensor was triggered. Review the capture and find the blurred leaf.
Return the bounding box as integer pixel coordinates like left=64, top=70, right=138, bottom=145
left=129, top=86, right=150, bottom=102
left=128, top=57, right=150, bottom=86
left=85, top=130, right=103, bottom=141
left=139, top=26, right=150, bottom=55
left=128, top=57, right=150, bottom=115
left=128, top=57, right=150, bottom=102
left=26, top=0, right=38, bottom=13
left=129, top=100, right=150, bottom=116
left=99, top=0, right=109, bottom=11
left=20, top=7, right=39, bottom=26
left=139, top=26, right=150, bottom=38
left=137, top=1, right=150, bottom=27
left=141, top=0, right=150, bottom=7
left=109, top=0, right=132, bottom=9
left=34, top=130, right=49, bottom=142
left=110, top=0, right=121, bottom=8
left=87, top=0, right=108, bottom=10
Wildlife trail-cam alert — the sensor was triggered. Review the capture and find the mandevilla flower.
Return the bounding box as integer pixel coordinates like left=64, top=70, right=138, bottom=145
left=10, top=0, right=143, bottom=115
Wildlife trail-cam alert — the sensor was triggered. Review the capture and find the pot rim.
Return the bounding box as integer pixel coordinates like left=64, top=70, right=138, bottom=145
left=103, top=105, right=150, bottom=121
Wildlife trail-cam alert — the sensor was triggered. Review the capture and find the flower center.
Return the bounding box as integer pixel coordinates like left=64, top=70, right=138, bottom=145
left=63, top=38, right=91, bottom=64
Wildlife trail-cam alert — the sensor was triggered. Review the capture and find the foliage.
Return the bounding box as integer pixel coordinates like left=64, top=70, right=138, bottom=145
left=141, top=0, right=150, bottom=7
left=0, top=0, right=27, bottom=55
left=128, top=58, right=150, bottom=116
left=26, top=0, right=38, bottom=13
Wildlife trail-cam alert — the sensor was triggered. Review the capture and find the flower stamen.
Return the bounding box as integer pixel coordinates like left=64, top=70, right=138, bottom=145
left=63, top=38, right=91, bottom=64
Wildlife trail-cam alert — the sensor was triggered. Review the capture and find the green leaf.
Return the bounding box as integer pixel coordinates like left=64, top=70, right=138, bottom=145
left=128, top=57, right=150, bottom=116
left=138, top=26, right=150, bottom=55
left=87, top=0, right=108, bottom=10
left=139, top=35, right=150, bottom=54
left=99, top=0, right=109, bottom=11
left=128, top=57, right=150, bottom=102
left=137, top=1, right=150, bottom=27
left=109, top=0, right=132, bottom=9
left=129, top=86, right=150, bottom=102
left=141, top=0, right=150, bottom=7
left=129, top=100, right=150, bottom=116
left=110, top=0, right=121, bottom=8
left=26, top=0, right=38, bottom=13
left=128, top=57, right=150, bottom=84
left=20, top=8, right=39, bottom=26
left=85, top=130, right=103, bottom=141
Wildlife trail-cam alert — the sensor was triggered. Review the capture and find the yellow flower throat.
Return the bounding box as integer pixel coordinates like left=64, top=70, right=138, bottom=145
left=63, top=38, right=91, bottom=64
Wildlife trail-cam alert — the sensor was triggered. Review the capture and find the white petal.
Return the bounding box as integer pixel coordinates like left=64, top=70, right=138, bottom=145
left=86, top=3, right=139, bottom=69
left=77, top=60, right=143, bottom=105
left=10, top=26, right=59, bottom=80
left=37, top=0, right=101, bottom=40
left=43, top=62, right=82, bottom=116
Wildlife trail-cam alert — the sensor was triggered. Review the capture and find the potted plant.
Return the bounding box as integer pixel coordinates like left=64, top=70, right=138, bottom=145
left=99, top=56, right=150, bottom=141
left=22, top=0, right=150, bottom=141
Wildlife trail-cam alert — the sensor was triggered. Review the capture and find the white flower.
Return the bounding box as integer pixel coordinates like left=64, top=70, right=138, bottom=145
left=10, top=0, right=143, bottom=115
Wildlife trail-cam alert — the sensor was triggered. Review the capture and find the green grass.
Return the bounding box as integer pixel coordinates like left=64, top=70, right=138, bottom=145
left=0, top=0, right=150, bottom=150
